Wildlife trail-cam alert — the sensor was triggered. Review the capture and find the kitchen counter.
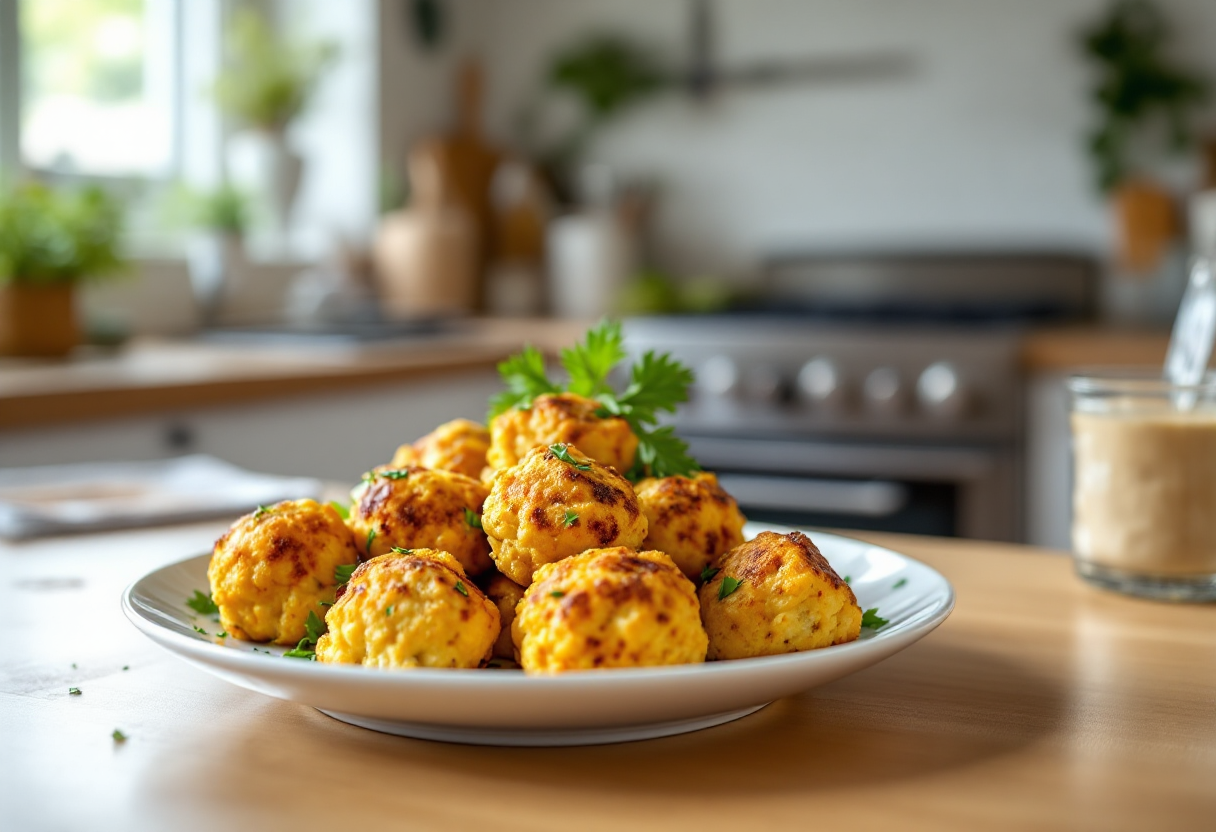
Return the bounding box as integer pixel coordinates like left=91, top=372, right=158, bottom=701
left=0, top=322, right=1173, bottom=432
left=5, top=522, right=1213, bottom=831
left=0, top=319, right=587, bottom=431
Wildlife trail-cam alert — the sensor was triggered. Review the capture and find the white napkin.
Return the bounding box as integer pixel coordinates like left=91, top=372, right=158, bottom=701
left=0, top=455, right=322, bottom=540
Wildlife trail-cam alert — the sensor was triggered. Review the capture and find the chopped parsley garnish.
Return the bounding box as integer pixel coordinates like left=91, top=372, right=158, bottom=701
left=319, top=600, right=333, bottom=607
left=562, top=510, right=579, bottom=528
left=304, top=611, right=326, bottom=645
left=283, top=639, right=317, bottom=660
left=335, top=563, right=357, bottom=585
left=112, top=729, right=128, bottom=743
left=700, top=565, right=720, bottom=583
left=253, top=504, right=271, bottom=519
left=364, top=469, right=410, bottom=482
left=366, top=528, right=377, bottom=551
left=68, top=687, right=81, bottom=696
left=489, top=321, right=700, bottom=480
left=843, top=575, right=852, bottom=585
left=385, top=605, right=394, bottom=617
left=192, top=625, right=208, bottom=636
left=71, top=663, right=77, bottom=669
left=892, top=578, right=907, bottom=589
left=718, top=576, right=744, bottom=600
left=215, top=631, right=229, bottom=639
left=549, top=443, right=591, bottom=470
left=861, top=608, right=889, bottom=630
left=549, top=590, right=565, bottom=598
left=390, top=546, right=414, bottom=555
left=122, top=665, right=129, bottom=671
left=328, top=500, right=351, bottom=520
left=455, top=581, right=469, bottom=597
left=464, top=508, right=483, bottom=529
left=186, top=590, right=219, bottom=615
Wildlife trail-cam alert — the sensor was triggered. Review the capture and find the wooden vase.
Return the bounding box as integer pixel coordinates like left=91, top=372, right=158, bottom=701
left=1113, top=179, right=1179, bottom=275
left=0, top=284, right=80, bottom=358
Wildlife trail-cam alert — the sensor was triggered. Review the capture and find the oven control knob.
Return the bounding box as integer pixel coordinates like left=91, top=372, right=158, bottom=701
left=917, top=362, right=969, bottom=418
left=863, top=367, right=906, bottom=413
left=797, top=358, right=846, bottom=409
left=698, top=355, right=739, bottom=398
left=743, top=364, right=785, bottom=402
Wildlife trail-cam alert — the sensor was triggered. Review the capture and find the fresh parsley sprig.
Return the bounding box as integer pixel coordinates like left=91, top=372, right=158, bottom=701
left=861, top=608, right=889, bottom=630
left=186, top=590, right=219, bottom=616
left=488, top=320, right=701, bottom=480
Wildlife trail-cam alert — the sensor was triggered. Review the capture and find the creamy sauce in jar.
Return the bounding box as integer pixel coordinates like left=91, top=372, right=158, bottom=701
left=1072, top=407, right=1216, bottom=575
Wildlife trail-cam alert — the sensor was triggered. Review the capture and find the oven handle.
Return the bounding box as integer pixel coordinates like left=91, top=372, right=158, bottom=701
left=715, top=473, right=909, bottom=518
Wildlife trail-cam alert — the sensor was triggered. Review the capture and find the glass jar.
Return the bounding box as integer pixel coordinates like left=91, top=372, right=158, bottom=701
left=1069, top=371, right=1216, bottom=601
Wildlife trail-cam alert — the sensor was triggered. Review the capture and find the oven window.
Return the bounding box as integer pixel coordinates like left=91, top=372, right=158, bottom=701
left=714, top=472, right=958, bottom=537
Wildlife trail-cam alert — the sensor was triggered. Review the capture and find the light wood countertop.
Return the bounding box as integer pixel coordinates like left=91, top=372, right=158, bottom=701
left=0, top=319, right=587, bottom=431
left=0, top=320, right=1175, bottom=431
left=4, top=523, right=1214, bottom=831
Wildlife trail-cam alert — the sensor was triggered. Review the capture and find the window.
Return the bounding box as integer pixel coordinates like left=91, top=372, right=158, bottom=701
left=20, top=0, right=178, bottom=178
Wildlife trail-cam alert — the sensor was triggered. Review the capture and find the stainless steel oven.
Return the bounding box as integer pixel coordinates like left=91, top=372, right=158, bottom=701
left=623, top=253, right=1095, bottom=542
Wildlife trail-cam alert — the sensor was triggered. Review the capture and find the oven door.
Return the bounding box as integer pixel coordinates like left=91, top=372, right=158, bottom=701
left=685, top=436, right=1020, bottom=541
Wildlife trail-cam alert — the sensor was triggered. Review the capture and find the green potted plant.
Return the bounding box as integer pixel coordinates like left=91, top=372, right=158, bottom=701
left=0, top=183, right=124, bottom=357
left=212, top=8, right=337, bottom=249
left=1079, top=0, right=1208, bottom=274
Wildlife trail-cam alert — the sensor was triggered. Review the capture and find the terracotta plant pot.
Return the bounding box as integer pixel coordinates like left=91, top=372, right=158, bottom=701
left=1113, top=179, right=1179, bottom=275
left=0, top=284, right=80, bottom=357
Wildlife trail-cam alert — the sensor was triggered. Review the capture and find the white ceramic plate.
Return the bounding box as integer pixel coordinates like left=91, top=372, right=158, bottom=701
left=122, top=524, right=953, bottom=746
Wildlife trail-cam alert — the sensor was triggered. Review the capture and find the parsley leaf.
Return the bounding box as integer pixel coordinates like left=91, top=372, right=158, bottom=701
left=892, top=578, right=907, bottom=589
left=455, top=580, right=469, bottom=597
left=335, top=563, right=357, bottom=585
left=253, top=504, right=271, bottom=519
left=549, top=443, right=591, bottom=470
left=215, top=631, right=229, bottom=639
left=366, top=528, right=377, bottom=551
left=464, top=508, right=483, bottom=529
left=718, top=576, right=744, bottom=600
left=390, top=546, right=414, bottom=555
left=378, top=469, right=411, bottom=480
left=488, top=345, right=560, bottom=418
left=112, top=729, right=128, bottom=743
left=843, top=575, right=852, bottom=584
left=192, top=625, right=209, bottom=636
left=487, top=321, right=701, bottom=480
left=304, top=610, right=326, bottom=645
left=700, top=564, right=720, bottom=583
left=562, top=510, right=579, bottom=528
left=549, top=590, right=565, bottom=598
left=629, top=425, right=701, bottom=480
left=283, top=638, right=317, bottom=660
left=186, top=590, right=219, bottom=616
left=385, top=605, right=394, bottom=617
left=68, top=687, right=81, bottom=695
left=861, top=608, right=889, bottom=630
left=122, top=666, right=129, bottom=671
left=328, top=500, right=351, bottom=520
left=561, top=319, right=626, bottom=398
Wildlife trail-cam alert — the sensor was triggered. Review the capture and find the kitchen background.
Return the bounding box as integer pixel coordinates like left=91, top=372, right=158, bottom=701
left=2, top=0, right=1216, bottom=550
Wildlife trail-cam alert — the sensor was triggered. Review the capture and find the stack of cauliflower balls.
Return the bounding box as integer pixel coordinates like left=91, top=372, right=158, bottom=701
left=206, top=392, right=863, bottom=673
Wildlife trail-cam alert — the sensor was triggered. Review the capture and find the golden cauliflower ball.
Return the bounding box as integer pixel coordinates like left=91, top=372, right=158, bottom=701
left=348, top=465, right=492, bottom=576
left=635, top=472, right=747, bottom=582
left=481, top=443, right=648, bottom=586
left=513, top=547, right=708, bottom=673
left=699, top=531, right=861, bottom=660
left=390, top=418, right=491, bottom=480
left=487, top=392, right=638, bottom=473
left=316, top=549, right=499, bottom=669
left=482, top=572, right=526, bottom=661
left=208, top=499, right=358, bottom=646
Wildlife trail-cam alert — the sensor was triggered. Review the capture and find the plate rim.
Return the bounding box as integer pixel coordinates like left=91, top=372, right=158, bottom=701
left=121, top=526, right=955, bottom=687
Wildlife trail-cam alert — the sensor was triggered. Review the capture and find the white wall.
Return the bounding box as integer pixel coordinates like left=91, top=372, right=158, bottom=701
left=436, top=0, right=1216, bottom=278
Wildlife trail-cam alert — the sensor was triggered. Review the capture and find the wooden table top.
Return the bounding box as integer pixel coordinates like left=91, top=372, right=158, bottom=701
left=4, top=522, right=1214, bottom=831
